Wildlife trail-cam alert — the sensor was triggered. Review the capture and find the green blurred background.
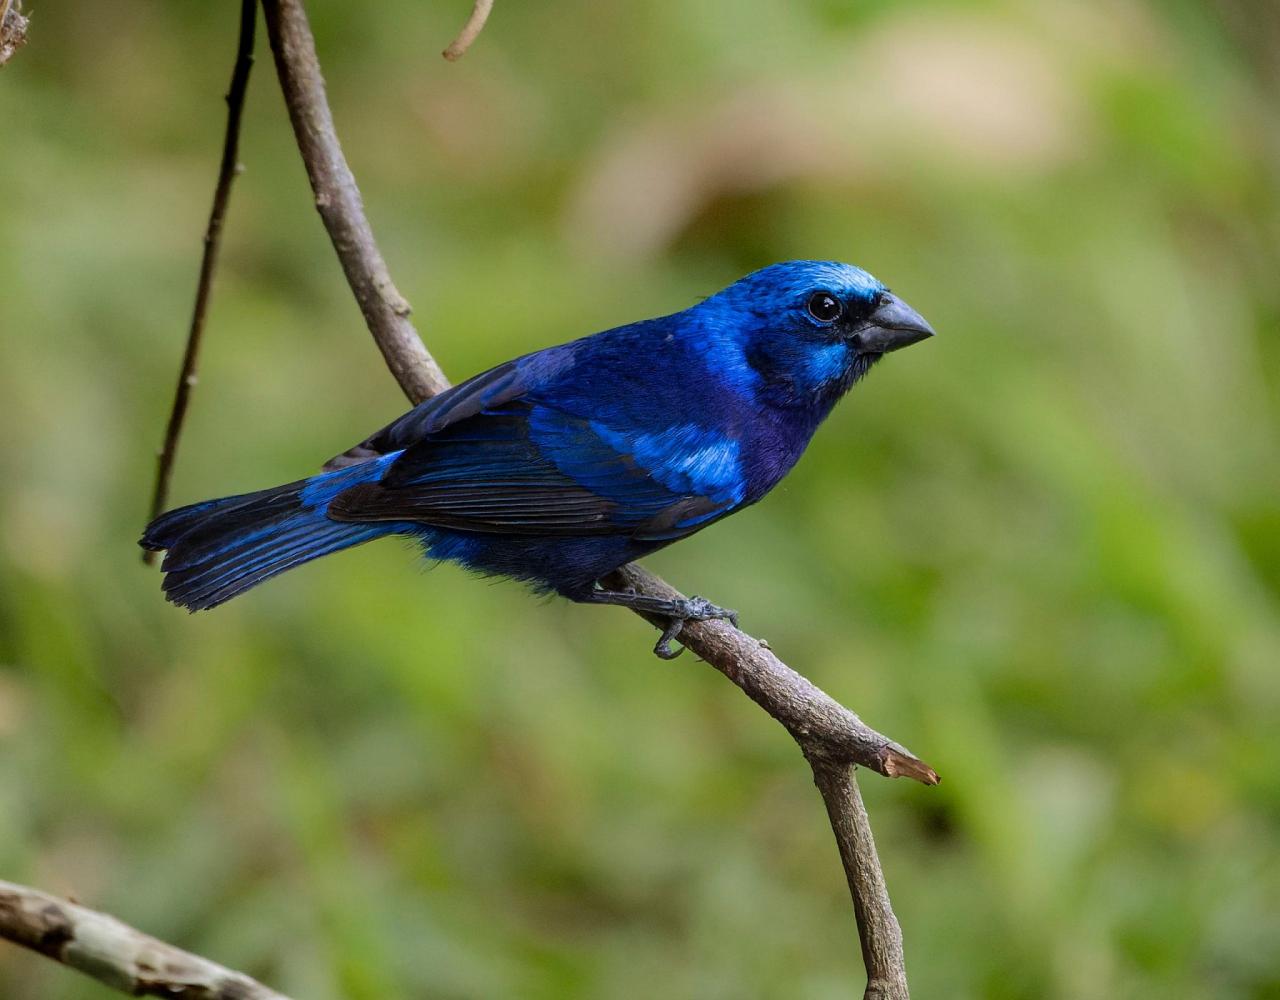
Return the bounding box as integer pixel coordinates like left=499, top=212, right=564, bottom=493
left=2, top=1, right=1279, bottom=997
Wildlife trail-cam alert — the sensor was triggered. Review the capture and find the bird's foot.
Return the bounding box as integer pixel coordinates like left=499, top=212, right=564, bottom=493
left=580, top=587, right=739, bottom=659
left=652, top=597, right=739, bottom=660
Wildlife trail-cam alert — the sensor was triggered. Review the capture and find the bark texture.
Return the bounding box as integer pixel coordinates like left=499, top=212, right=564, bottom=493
left=0, top=881, right=290, bottom=1000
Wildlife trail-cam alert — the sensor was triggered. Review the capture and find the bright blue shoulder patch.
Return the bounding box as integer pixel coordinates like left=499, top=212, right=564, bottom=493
left=592, top=421, right=743, bottom=505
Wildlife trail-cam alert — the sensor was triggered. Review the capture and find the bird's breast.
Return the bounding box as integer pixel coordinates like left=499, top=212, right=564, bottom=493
left=736, top=409, right=820, bottom=504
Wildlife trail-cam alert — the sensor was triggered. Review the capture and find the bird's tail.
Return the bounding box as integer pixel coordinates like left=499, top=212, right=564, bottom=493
left=140, top=455, right=403, bottom=612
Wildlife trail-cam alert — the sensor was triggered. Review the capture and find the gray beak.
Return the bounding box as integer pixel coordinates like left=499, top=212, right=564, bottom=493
left=850, top=293, right=935, bottom=354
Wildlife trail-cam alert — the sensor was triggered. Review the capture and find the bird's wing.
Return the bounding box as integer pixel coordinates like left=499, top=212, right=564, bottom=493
left=323, top=357, right=538, bottom=470
left=326, top=400, right=743, bottom=541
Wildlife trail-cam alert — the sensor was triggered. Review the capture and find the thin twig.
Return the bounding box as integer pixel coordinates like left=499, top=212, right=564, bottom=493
left=442, top=0, right=494, bottom=61
left=0, top=881, right=291, bottom=1000
left=260, top=0, right=450, bottom=404
left=258, top=5, right=931, bottom=995
left=144, top=0, right=258, bottom=559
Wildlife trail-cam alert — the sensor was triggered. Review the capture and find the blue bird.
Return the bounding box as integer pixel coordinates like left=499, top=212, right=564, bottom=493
left=142, top=261, right=934, bottom=656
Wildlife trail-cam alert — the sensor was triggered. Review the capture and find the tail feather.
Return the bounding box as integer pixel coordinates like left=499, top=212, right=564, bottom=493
left=161, top=520, right=388, bottom=611
left=163, top=517, right=329, bottom=604
left=143, top=483, right=308, bottom=569
left=141, top=459, right=403, bottom=611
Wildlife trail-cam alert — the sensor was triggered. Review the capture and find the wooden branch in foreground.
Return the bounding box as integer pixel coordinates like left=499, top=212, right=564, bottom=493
left=0, top=881, right=290, bottom=1000
left=144, top=0, right=258, bottom=557
left=259, top=3, right=935, bottom=997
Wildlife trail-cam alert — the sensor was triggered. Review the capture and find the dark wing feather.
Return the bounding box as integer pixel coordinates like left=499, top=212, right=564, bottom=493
left=323, top=356, right=545, bottom=469
left=329, top=482, right=619, bottom=535
left=327, top=402, right=734, bottom=539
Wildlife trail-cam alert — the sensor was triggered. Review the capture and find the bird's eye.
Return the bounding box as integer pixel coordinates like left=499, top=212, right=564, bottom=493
left=806, top=291, right=842, bottom=324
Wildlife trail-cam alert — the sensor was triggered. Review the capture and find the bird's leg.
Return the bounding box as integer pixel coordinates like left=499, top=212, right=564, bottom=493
left=580, top=586, right=739, bottom=659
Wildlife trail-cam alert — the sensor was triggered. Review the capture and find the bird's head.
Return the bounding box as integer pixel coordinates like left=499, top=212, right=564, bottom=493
left=701, top=260, right=934, bottom=410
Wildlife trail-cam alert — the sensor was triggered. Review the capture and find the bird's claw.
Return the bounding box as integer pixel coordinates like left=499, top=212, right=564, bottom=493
left=654, top=618, right=685, bottom=659
left=652, top=597, right=739, bottom=659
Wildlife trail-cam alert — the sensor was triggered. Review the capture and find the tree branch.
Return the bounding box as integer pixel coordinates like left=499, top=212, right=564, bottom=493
left=260, top=0, right=450, bottom=404
left=144, top=0, right=257, bottom=560
left=0, top=881, right=291, bottom=1000
left=442, top=0, right=494, bottom=62
left=259, top=4, right=935, bottom=997
left=603, top=564, right=937, bottom=783
left=810, top=761, right=910, bottom=999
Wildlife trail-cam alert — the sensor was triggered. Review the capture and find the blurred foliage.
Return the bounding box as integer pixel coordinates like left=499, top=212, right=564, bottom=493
left=2, top=0, right=1279, bottom=997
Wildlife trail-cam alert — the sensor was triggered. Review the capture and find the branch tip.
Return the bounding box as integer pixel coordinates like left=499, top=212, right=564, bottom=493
left=442, top=0, right=494, bottom=61
left=881, top=747, right=940, bottom=786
